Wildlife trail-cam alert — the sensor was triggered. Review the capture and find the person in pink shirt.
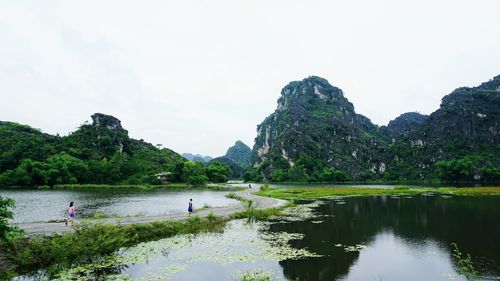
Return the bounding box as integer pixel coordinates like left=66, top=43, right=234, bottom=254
left=66, top=202, right=76, bottom=226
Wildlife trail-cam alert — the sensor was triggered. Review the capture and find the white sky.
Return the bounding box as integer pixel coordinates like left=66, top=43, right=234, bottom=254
left=1, top=0, right=499, bottom=157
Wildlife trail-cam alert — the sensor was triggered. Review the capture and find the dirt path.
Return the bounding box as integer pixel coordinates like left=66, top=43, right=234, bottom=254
left=17, top=185, right=286, bottom=237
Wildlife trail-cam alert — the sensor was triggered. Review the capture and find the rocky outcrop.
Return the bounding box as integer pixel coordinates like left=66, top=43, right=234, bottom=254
left=387, top=75, right=500, bottom=180
left=251, top=76, right=387, bottom=181
left=91, top=113, right=123, bottom=130
left=225, top=140, right=251, bottom=166
left=251, top=75, right=500, bottom=182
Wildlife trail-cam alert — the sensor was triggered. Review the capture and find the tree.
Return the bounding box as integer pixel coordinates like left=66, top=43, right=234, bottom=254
left=206, top=161, right=232, bottom=183
left=436, top=157, right=475, bottom=181
left=271, top=169, right=289, bottom=182
left=42, top=153, right=89, bottom=185
left=0, top=196, right=20, bottom=241
left=314, top=167, right=351, bottom=182
left=182, top=161, right=208, bottom=186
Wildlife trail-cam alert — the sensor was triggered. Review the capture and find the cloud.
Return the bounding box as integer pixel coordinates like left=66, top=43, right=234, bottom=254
left=1, top=0, right=499, bottom=156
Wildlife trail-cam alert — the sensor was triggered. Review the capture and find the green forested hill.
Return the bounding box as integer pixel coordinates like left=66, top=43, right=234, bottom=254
left=224, top=140, right=251, bottom=166
left=0, top=113, right=186, bottom=186
left=250, top=75, right=500, bottom=183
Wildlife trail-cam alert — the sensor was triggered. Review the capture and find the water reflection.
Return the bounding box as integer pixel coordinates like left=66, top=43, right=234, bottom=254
left=276, top=195, right=500, bottom=281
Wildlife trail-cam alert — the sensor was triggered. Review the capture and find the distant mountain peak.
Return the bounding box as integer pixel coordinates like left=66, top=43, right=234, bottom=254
left=225, top=140, right=251, bottom=166
left=182, top=153, right=213, bottom=163
left=277, top=76, right=348, bottom=111
left=386, top=112, right=428, bottom=136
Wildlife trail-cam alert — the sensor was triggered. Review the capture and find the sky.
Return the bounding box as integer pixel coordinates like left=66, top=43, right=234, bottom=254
left=1, top=0, right=499, bottom=157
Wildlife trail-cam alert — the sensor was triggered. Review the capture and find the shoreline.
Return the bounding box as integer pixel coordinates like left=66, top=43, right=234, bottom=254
left=16, top=184, right=286, bottom=237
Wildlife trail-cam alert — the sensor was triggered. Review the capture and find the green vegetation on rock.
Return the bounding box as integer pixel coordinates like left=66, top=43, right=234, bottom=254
left=225, top=140, right=252, bottom=166
left=250, top=75, right=500, bottom=183
left=0, top=114, right=233, bottom=187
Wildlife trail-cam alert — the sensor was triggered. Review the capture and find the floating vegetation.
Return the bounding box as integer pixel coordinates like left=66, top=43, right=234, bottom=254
left=343, top=244, right=367, bottom=252
left=135, top=264, right=187, bottom=281
left=238, top=269, right=275, bottom=281
left=311, top=220, right=324, bottom=224
left=334, top=244, right=342, bottom=247
left=54, top=220, right=321, bottom=280
left=277, top=200, right=326, bottom=222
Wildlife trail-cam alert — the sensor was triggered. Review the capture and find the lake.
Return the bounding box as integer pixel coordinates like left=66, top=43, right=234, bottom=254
left=29, top=193, right=499, bottom=281
left=0, top=188, right=238, bottom=223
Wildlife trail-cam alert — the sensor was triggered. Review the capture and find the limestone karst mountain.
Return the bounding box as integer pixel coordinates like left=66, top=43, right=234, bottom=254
left=251, top=75, right=500, bottom=182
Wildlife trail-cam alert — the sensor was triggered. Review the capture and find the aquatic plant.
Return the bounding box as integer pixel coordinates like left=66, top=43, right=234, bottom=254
left=343, top=244, right=367, bottom=252
left=239, top=269, right=273, bottom=281
left=0, top=216, right=226, bottom=279
left=451, top=243, right=481, bottom=281
left=277, top=201, right=326, bottom=222
left=51, top=220, right=321, bottom=280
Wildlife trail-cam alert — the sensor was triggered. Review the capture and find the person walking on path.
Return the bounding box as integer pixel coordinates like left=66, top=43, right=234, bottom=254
left=188, top=198, right=193, bottom=215
left=66, top=202, right=76, bottom=226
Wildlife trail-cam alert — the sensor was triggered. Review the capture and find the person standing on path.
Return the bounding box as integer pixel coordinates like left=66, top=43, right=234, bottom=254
left=188, top=198, right=193, bottom=215
left=66, top=202, right=76, bottom=226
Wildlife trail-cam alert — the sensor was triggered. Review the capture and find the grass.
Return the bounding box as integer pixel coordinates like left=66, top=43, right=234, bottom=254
left=0, top=215, right=226, bottom=279
left=226, top=192, right=252, bottom=203
left=254, top=186, right=500, bottom=200
left=230, top=200, right=282, bottom=221
left=81, top=212, right=145, bottom=221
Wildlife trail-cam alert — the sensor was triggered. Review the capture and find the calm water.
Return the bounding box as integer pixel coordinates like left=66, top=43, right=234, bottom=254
left=0, top=188, right=238, bottom=223
left=275, top=195, right=500, bottom=280
left=26, top=194, right=500, bottom=281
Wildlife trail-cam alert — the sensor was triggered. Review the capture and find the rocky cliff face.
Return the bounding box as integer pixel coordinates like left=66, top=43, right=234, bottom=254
left=251, top=76, right=388, bottom=181
left=251, top=75, right=500, bottom=182
left=387, top=75, right=500, bottom=180
left=225, top=140, right=251, bottom=166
